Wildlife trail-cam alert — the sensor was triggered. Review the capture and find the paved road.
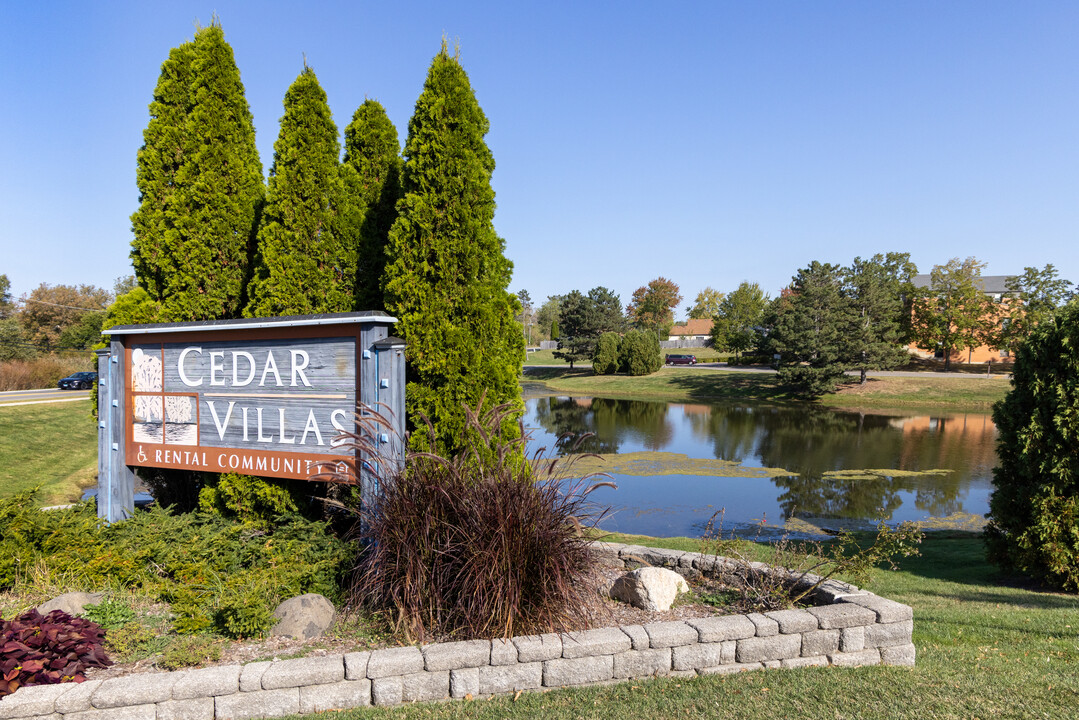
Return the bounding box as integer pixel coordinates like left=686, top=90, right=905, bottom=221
left=0, top=388, right=91, bottom=406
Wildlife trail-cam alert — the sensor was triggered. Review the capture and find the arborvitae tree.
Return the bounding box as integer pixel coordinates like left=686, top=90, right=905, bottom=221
left=342, top=99, right=402, bottom=311
left=245, top=67, right=351, bottom=317
left=619, top=329, right=662, bottom=376
left=986, top=300, right=1079, bottom=590
left=383, top=42, right=524, bottom=454
left=130, top=22, right=264, bottom=322
left=592, top=332, right=621, bottom=375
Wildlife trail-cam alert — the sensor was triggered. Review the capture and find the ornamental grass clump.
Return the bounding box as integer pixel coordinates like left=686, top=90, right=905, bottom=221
left=333, top=401, right=615, bottom=642
left=0, top=609, right=112, bottom=698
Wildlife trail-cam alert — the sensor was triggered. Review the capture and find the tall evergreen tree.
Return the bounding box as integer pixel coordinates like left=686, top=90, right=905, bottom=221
left=844, top=254, right=911, bottom=384
left=342, top=99, right=403, bottom=311
left=383, top=42, right=524, bottom=454
left=245, top=67, right=351, bottom=317
left=773, top=262, right=853, bottom=396
left=130, top=22, right=263, bottom=321
left=554, top=289, right=600, bottom=370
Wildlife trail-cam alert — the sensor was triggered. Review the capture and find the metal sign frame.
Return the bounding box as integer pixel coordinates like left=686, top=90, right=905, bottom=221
left=96, top=312, right=405, bottom=522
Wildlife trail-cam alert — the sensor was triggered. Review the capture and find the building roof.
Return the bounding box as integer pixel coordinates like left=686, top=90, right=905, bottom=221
left=670, top=318, right=714, bottom=336
left=912, top=274, right=1014, bottom=294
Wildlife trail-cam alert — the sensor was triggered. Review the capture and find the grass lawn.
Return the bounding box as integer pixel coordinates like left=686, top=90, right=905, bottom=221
left=288, top=531, right=1078, bottom=720
left=0, top=399, right=97, bottom=505
left=524, top=367, right=1009, bottom=413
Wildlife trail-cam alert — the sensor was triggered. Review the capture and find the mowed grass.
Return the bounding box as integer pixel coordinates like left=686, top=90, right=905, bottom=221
left=524, top=367, right=1009, bottom=413
left=824, top=374, right=1011, bottom=412
left=0, top=400, right=97, bottom=505
left=289, top=532, right=1078, bottom=720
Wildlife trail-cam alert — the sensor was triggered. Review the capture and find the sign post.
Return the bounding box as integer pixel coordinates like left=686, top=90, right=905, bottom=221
left=97, top=312, right=403, bottom=523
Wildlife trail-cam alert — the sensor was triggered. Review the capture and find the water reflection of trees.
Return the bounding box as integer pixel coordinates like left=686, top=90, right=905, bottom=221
left=526, top=397, right=996, bottom=522
left=529, top=396, right=674, bottom=455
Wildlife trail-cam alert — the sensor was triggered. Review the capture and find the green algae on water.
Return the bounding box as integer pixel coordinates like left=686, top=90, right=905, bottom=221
left=565, top=451, right=794, bottom=479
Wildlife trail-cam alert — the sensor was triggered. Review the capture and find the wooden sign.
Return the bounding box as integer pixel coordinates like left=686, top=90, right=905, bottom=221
left=97, top=313, right=405, bottom=522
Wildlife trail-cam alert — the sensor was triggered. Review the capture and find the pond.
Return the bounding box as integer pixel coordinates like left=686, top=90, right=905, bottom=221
left=523, top=394, right=997, bottom=539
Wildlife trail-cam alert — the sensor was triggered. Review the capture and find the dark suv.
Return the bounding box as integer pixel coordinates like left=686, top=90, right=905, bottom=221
left=58, top=371, right=98, bottom=390
left=664, top=354, right=697, bottom=365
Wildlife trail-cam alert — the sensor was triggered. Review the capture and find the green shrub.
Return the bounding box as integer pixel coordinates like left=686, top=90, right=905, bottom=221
left=618, top=329, right=662, bottom=376
left=83, top=596, right=136, bottom=630
left=159, top=635, right=223, bottom=670
left=104, top=621, right=160, bottom=660
left=592, top=332, right=621, bottom=375
left=198, top=472, right=308, bottom=528
left=343, top=403, right=616, bottom=641
left=0, top=491, right=352, bottom=638
left=986, top=300, right=1079, bottom=591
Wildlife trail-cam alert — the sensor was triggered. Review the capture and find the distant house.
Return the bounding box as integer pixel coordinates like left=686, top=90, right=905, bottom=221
left=669, top=318, right=714, bottom=341
left=908, top=274, right=1016, bottom=365
left=665, top=318, right=715, bottom=348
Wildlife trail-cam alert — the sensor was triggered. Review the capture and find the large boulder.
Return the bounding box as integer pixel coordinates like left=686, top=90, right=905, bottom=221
left=270, top=593, right=335, bottom=640
left=609, top=567, right=689, bottom=611
left=37, top=592, right=104, bottom=617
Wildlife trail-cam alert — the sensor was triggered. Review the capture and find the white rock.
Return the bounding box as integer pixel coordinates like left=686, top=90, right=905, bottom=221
left=270, top=593, right=335, bottom=640
left=37, top=591, right=104, bottom=617
left=609, top=567, right=690, bottom=611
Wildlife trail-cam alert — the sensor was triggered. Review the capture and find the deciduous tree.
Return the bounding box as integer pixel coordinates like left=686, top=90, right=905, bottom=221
left=383, top=41, right=524, bottom=454
left=535, top=295, right=562, bottom=342
left=342, top=99, right=402, bottom=311
left=130, top=21, right=264, bottom=321
left=19, top=283, right=111, bottom=351
left=626, top=277, right=681, bottom=338
left=245, top=66, right=351, bottom=317
left=687, top=287, right=725, bottom=320
left=999, top=264, right=1073, bottom=351
left=711, top=282, right=768, bottom=360
left=911, top=257, right=992, bottom=371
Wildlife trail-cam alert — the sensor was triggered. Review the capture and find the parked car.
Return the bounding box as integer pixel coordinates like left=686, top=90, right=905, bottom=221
left=664, top=354, right=697, bottom=365
left=58, top=371, right=98, bottom=390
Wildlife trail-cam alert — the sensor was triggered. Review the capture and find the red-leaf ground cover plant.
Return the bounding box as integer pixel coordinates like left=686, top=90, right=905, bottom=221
left=0, top=609, right=112, bottom=698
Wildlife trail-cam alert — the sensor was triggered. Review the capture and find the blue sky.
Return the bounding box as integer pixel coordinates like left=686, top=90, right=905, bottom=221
left=2, top=1, right=1076, bottom=318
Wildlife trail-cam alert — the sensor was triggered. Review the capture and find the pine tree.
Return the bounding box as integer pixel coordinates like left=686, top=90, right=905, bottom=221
left=245, top=67, right=351, bottom=317
left=342, top=100, right=403, bottom=311
left=383, top=41, right=524, bottom=454
left=130, top=22, right=263, bottom=321
left=844, top=255, right=911, bottom=384
left=773, top=262, right=853, bottom=396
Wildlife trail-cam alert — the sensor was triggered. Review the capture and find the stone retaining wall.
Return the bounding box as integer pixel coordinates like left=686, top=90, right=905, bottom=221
left=0, top=542, right=914, bottom=720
